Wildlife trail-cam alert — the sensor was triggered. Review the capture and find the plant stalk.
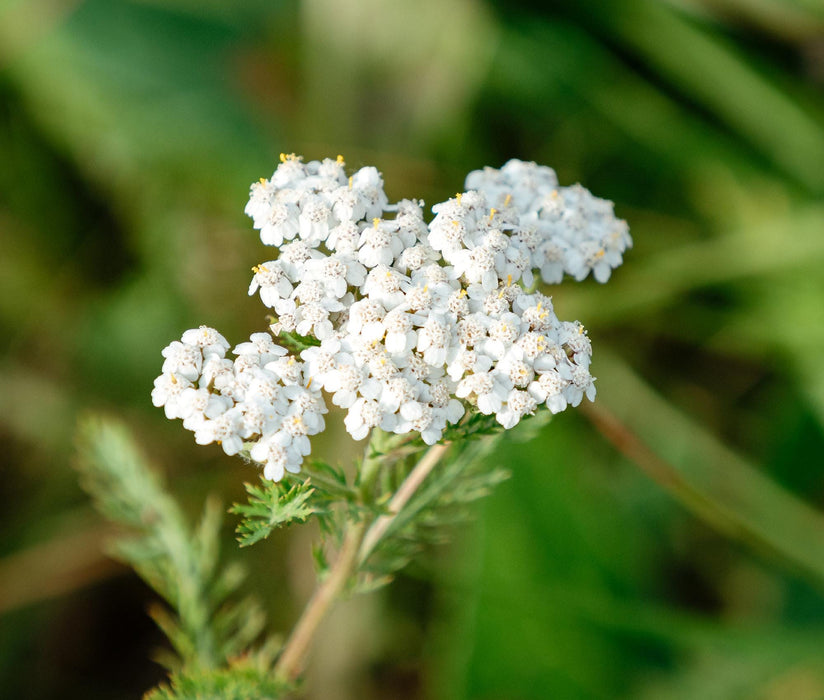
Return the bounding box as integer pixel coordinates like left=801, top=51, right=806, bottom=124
left=358, top=428, right=393, bottom=500
left=275, top=435, right=455, bottom=682
left=359, top=442, right=450, bottom=565
left=275, top=429, right=387, bottom=682
left=274, top=519, right=366, bottom=682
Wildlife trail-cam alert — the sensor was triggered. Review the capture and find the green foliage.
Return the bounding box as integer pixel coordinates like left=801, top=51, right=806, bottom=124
left=230, top=479, right=320, bottom=547
left=75, top=416, right=273, bottom=676
left=145, top=653, right=291, bottom=700
left=229, top=454, right=368, bottom=550
left=439, top=408, right=552, bottom=445
left=438, top=412, right=502, bottom=443
left=273, top=331, right=322, bottom=354
left=300, top=459, right=356, bottom=501
left=362, top=436, right=510, bottom=583
left=431, top=414, right=824, bottom=700
left=595, top=349, right=824, bottom=588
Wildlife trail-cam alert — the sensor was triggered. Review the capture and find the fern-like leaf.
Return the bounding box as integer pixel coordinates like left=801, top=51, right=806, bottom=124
left=75, top=415, right=275, bottom=676
left=144, top=661, right=291, bottom=700
left=230, top=479, right=318, bottom=547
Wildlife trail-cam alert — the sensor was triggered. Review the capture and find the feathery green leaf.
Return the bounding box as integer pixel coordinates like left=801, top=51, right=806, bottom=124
left=230, top=479, right=318, bottom=547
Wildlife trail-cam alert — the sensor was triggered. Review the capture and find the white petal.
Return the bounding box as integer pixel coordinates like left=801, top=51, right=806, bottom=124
left=400, top=401, right=423, bottom=421
left=264, top=461, right=285, bottom=481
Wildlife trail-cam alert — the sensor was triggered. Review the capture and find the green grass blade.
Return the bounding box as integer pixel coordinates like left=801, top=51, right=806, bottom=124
left=591, top=349, right=824, bottom=586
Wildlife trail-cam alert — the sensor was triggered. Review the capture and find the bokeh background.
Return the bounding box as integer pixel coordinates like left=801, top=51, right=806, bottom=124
left=3, top=0, right=824, bottom=698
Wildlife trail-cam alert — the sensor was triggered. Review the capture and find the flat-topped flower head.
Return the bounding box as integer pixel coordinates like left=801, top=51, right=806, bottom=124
left=155, top=154, right=628, bottom=480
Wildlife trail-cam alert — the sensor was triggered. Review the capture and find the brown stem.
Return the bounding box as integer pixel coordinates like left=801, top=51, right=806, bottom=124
left=580, top=401, right=750, bottom=539
left=274, top=520, right=366, bottom=683
left=579, top=401, right=688, bottom=491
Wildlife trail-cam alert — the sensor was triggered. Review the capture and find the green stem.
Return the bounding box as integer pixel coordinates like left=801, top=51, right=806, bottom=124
left=358, top=428, right=398, bottom=500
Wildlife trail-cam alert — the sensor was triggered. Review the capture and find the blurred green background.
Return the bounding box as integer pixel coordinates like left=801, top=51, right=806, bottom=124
left=3, top=0, right=824, bottom=698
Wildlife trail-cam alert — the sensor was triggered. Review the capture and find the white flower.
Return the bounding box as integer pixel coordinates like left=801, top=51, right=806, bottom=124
left=496, top=351, right=535, bottom=389
left=466, top=162, right=631, bottom=286
left=361, top=265, right=407, bottom=308
left=250, top=436, right=291, bottom=481
left=327, top=221, right=361, bottom=254
left=306, top=255, right=366, bottom=299
left=346, top=299, right=385, bottom=338
left=330, top=185, right=365, bottom=222
left=245, top=369, right=289, bottom=413
left=350, top=166, right=389, bottom=218
left=344, top=397, right=383, bottom=440
left=316, top=155, right=347, bottom=182
left=465, top=159, right=559, bottom=211
left=409, top=264, right=459, bottom=302
left=395, top=244, right=436, bottom=273
left=283, top=383, right=328, bottom=430
left=298, top=195, right=332, bottom=244
left=416, top=314, right=453, bottom=366
left=453, top=245, right=498, bottom=290
left=277, top=241, right=314, bottom=279
left=194, top=407, right=245, bottom=455
left=480, top=312, right=520, bottom=360
left=259, top=201, right=300, bottom=246
left=382, top=308, right=417, bottom=355
left=179, top=388, right=233, bottom=431
left=326, top=361, right=378, bottom=408
left=430, top=379, right=464, bottom=422
left=358, top=219, right=402, bottom=268
left=294, top=302, right=334, bottom=340
left=529, top=370, right=569, bottom=414
left=161, top=341, right=202, bottom=382
left=180, top=326, right=230, bottom=357
left=249, top=262, right=293, bottom=308
left=456, top=370, right=510, bottom=415
left=200, top=354, right=234, bottom=389
left=234, top=332, right=288, bottom=365
left=559, top=321, right=593, bottom=367
left=265, top=354, right=305, bottom=386
left=535, top=242, right=566, bottom=284
left=378, top=376, right=418, bottom=415
left=245, top=178, right=275, bottom=226
left=271, top=153, right=307, bottom=187
left=565, top=365, right=596, bottom=407
left=496, top=389, right=538, bottom=429
left=300, top=344, right=340, bottom=391
left=446, top=347, right=490, bottom=382
left=237, top=399, right=281, bottom=439
left=250, top=431, right=306, bottom=481
left=152, top=372, right=193, bottom=419
left=158, top=154, right=628, bottom=478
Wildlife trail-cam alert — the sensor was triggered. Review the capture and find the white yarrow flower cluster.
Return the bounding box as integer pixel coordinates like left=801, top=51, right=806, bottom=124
left=154, top=155, right=630, bottom=480
left=153, top=327, right=326, bottom=481
left=466, top=159, right=632, bottom=283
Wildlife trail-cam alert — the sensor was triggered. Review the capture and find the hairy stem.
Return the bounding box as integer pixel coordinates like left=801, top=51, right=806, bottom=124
left=359, top=442, right=450, bottom=565
left=274, top=519, right=366, bottom=682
